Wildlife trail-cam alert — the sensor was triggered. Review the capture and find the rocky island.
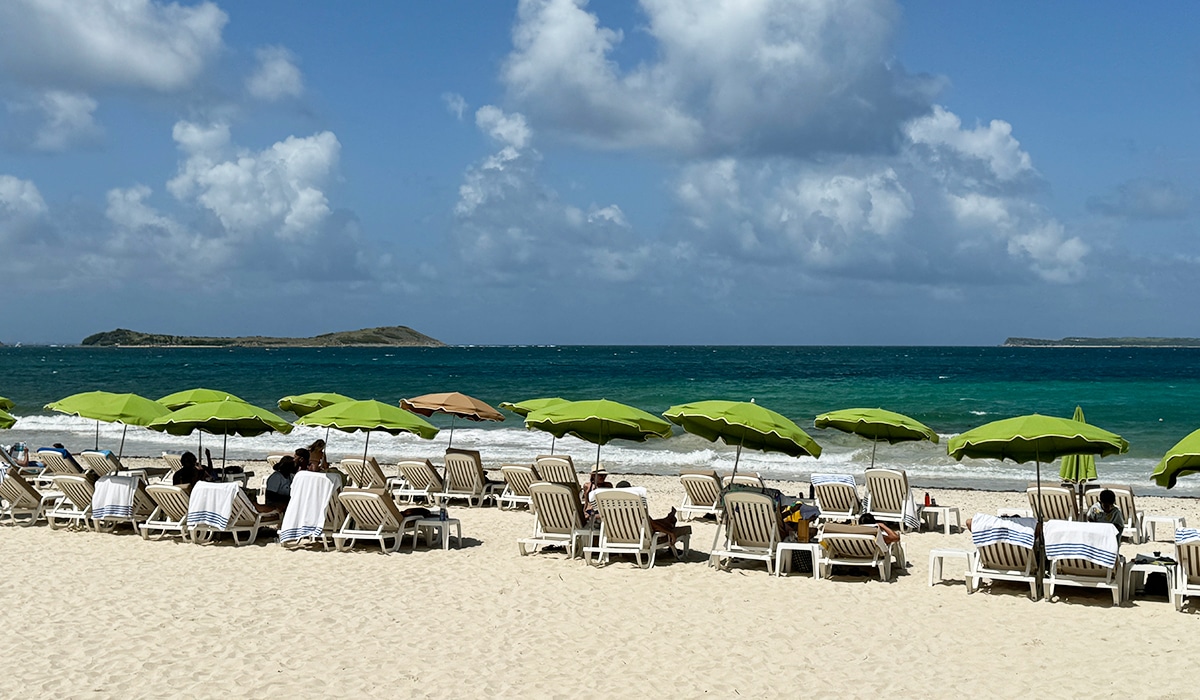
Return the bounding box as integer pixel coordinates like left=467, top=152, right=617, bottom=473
left=81, top=326, right=445, bottom=348
left=1004, top=336, right=1200, bottom=348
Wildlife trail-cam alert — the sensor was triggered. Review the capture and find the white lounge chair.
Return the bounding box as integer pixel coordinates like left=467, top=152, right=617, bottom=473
left=864, top=468, right=920, bottom=532
left=817, top=522, right=905, bottom=581
left=965, top=514, right=1039, bottom=599
left=142, top=484, right=192, bottom=541
left=1044, top=519, right=1123, bottom=605
left=442, top=449, right=503, bottom=507
left=811, top=474, right=861, bottom=523
left=722, top=472, right=765, bottom=489
left=710, top=490, right=782, bottom=574
left=38, top=448, right=87, bottom=477
left=1173, top=530, right=1200, bottom=611
left=498, top=464, right=537, bottom=510
left=47, top=474, right=96, bottom=530
left=91, top=474, right=155, bottom=532
left=678, top=470, right=723, bottom=521
left=0, top=467, right=61, bottom=526
left=519, top=482, right=595, bottom=557
left=188, top=482, right=276, bottom=546
left=333, top=488, right=419, bottom=553
left=394, top=459, right=444, bottom=504
left=534, top=455, right=580, bottom=488
left=160, top=452, right=185, bottom=483
left=1027, top=483, right=1078, bottom=521
left=584, top=489, right=690, bottom=569
left=280, top=471, right=343, bottom=550
left=341, top=457, right=402, bottom=491
left=1083, top=484, right=1143, bottom=544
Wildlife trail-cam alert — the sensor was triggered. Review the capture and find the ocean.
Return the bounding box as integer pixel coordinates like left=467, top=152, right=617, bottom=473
left=3, top=345, right=1200, bottom=496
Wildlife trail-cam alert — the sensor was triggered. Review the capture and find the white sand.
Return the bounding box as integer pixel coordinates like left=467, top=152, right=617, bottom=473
left=4, top=460, right=1200, bottom=698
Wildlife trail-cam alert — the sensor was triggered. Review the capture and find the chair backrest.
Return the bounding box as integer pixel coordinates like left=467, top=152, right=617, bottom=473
left=1027, top=484, right=1078, bottom=521
left=0, top=468, right=41, bottom=507
left=338, top=489, right=403, bottom=530
left=265, top=453, right=289, bottom=468
left=814, top=482, right=860, bottom=516
left=51, top=474, right=95, bottom=509
left=80, top=450, right=122, bottom=477
left=1054, top=557, right=1116, bottom=578
left=722, top=473, right=765, bottom=489
left=594, top=490, right=652, bottom=546
left=341, top=457, right=388, bottom=489
left=680, top=473, right=721, bottom=508
left=228, top=489, right=260, bottom=527
left=865, top=468, right=908, bottom=515
left=820, top=523, right=885, bottom=558
left=721, top=490, right=780, bottom=550
left=500, top=465, right=537, bottom=497
left=1176, top=541, right=1200, bottom=586
left=397, top=459, right=443, bottom=491
left=162, top=452, right=184, bottom=477
left=1083, top=484, right=1137, bottom=520
left=444, top=449, right=486, bottom=494
left=534, top=456, right=579, bottom=487
left=38, top=448, right=85, bottom=476
left=147, top=484, right=191, bottom=521
left=529, top=482, right=585, bottom=535
left=976, top=542, right=1034, bottom=574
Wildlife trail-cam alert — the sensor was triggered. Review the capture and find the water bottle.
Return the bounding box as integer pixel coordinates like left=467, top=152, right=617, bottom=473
left=924, top=492, right=931, bottom=507
left=439, top=506, right=448, bottom=522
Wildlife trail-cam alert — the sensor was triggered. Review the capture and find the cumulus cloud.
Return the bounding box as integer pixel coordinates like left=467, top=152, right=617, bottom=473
left=475, top=105, right=531, bottom=149
left=0, top=0, right=227, bottom=92
left=246, top=45, right=304, bottom=101
left=0, top=174, right=47, bottom=218
left=904, top=105, right=1034, bottom=183
left=30, top=90, right=100, bottom=151
left=1087, top=178, right=1193, bottom=220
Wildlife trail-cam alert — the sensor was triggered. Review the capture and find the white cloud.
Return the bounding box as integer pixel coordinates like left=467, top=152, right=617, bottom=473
left=0, top=174, right=48, bottom=218
left=904, top=105, right=1034, bottom=182
left=475, top=105, right=532, bottom=149
left=442, top=92, right=467, bottom=121
left=167, top=120, right=340, bottom=241
left=1088, top=178, right=1193, bottom=220
left=30, top=90, right=100, bottom=151
left=0, top=0, right=227, bottom=92
left=246, top=45, right=304, bottom=101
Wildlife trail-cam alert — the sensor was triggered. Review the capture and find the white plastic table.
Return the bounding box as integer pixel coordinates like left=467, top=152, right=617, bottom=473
left=920, top=506, right=962, bottom=534
left=1125, top=560, right=1174, bottom=603
left=928, top=548, right=971, bottom=586
left=1143, top=515, right=1186, bottom=542
left=774, top=542, right=822, bottom=578
left=410, top=517, right=462, bottom=550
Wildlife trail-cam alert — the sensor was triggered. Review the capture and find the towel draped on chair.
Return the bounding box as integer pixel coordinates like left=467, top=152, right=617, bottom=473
left=970, top=513, right=1036, bottom=549
left=1043, top=520, right=1119, bottom=568
left=279, top=471, right=336, bottom=543
left=92, top=474, right=138, bottom=519
left=1176, top=528, right=1200, bottom=544
left=810, top=473, right=856, bottom=488
left=862, top=491, right=921, bottom=531
left=187, top=482, right=241, bottom=530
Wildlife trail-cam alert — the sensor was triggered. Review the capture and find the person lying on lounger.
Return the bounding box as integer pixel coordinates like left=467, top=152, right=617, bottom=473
left=858, top=513, right=900, bottom=546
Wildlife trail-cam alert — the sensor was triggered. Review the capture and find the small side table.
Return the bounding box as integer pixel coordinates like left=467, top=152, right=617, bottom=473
left=928, top=548, right=971, bottom=586
left=1125, top=560, right=1174, bottom=603
left=1143, top=515, right=1187, bottom=542
left=920, top=506, right=962, bottom=534
left=775, top=542, right=822, bottom=579
left=410, top=517, right=462, bottom=550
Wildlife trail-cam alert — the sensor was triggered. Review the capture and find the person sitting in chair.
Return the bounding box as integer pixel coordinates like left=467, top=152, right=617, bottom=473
left=173, top=449, right=218, bottom=488
left=1086, top=489, right=1125, bottom=534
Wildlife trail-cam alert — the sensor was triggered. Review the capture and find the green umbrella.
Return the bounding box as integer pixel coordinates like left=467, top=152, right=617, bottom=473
left=1151, top=428, right=1200, bottom=489
left=0, top=397, right=13, bottom=412
left=501, top=397, right=570, bottom=453
left=158, top=388, right=245, bottom=410
left=524, top=399, right=672, bottom=472
left=0, top=409, right=15, bottom=430
left=1059, top=406, right=1098, bottom=484
left=664, top=400, right=821, bottom=481
left=147, top=398, right=293, bottom=468
left=814, top=407, right=937, bottom=470
left=278, top=392, right=356, bottom=417
left=45, top=391, right=172, bottom=456
left=296, top=399, right=440, bottom=465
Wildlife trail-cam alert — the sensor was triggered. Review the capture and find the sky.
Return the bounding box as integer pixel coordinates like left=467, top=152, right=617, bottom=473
left=0, top=0, right=1197, bottom=346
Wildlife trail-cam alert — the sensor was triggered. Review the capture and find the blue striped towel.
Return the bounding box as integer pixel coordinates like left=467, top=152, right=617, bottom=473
left=1176, top=528, right=1200, bottom=544
left=810, top=473, right=857, bottom=488
left=1044, top=520, right=1119, bottom=568
left=862, top=490, right=921, bottom=531
left=187, top=481, right=240, bottom=530
left=91, top=474, right=137, bottom=520
left=971, top=513, right=1036, bottom=549
left=279, top=471, right=336, bottom=543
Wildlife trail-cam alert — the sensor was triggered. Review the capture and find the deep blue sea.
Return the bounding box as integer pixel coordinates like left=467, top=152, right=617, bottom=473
left=4, top=345, right=1200, bottom=496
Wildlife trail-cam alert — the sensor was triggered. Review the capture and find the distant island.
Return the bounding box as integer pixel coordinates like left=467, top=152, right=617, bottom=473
left=81, top=326, right=445, bottom=348
left=1004, top=337, right=1200, bottom=348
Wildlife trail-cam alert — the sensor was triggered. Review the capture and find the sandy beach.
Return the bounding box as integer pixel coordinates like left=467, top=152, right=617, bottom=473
left=4, top=461, right=1200, bottom=699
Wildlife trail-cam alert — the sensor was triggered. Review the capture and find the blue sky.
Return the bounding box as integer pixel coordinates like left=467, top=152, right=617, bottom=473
left=0, top=1, right=1197, bottom=345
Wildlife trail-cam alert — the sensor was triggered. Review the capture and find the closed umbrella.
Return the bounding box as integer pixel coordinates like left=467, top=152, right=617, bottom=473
left=45, top=391, right=172, bottom=457
left=147, top=398, right=292, bottom=469
left=524, top=399, right=671, bottom=473
left=1151, top=428, right=1200, bottom=489
left=296, top=400, right=439, bottom=466
left=400, top=392, right=504, bottom=448
left=664, top=400, right=821, bottom=482
left=1058, top=406, right=1098, bottom=483
left=814, top=407, right=938, bottom=470
left=501, top=397, right=570, bottom=453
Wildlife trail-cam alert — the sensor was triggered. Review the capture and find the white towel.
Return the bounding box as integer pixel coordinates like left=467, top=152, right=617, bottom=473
left=188, top=482, right=240, bottom=530
left=92, top=474, right=138, bottom=519
left=970, top=513, right=1036, bottom=549
left=862, top=489, right=921, bottom=531
left=810, top=473, right=856, bottom=488
left=1043, top=519, right=1119, bottom=568
left=1176, top=528, right=1200, bottom=544
left=279, top=471, right=336, bottom=543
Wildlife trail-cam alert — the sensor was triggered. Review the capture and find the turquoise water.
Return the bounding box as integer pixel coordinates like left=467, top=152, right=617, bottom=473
left=4, top=345, right=1200, bottom=495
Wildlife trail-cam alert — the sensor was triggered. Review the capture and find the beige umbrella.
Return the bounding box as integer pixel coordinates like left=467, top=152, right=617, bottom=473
left=400, top=392, right=504, bottom=447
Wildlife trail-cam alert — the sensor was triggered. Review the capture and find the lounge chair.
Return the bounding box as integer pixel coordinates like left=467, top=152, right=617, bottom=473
left=1083, top=484, right=1143, bottom=543
left=160, top=452, right=185, bottom=483
left=678, top=470, right=723, bottom=521
left=519, top=482, right=595, bottom=557
left=1173, top=529, right=1200, bottom=611
left=498, top=464, right=537, bottom=510
left=810, top=473, right=861, bottom=523
left=864, top=468, right=920, bottom=532
left=340, top=457, right=402, bottom=491
left=709, top=490, right=782, bottom=574
left=91, top=474, right=156, bottom=532
left=817, top=522, right=905, bottom=581
left=280, top=471, right=342, bottom=550
left=47, top=474, right=96, bottom=530
left=394, top=459, right=444, bottom=504
left=38, top=447, right=87, bottom=477
left=1043, top=519, right=1123, bottom=604
left=333, top=488, right=419, bottom=553
left=965, top=513, right=1039, bottom=599
left=142, top=484, right=192, bottom=540
left=0, top=467, right=61, bottom=526
left=583, top=489, right=690, bottom=569
left=1, top=447, right=50, bottom=489
left=265, top=452, right=290, bottom=468
left=187, top=482, right=276, bottom=546
left=534, top=455, right=580, bottom=488
left=442, top=449, right=503, bottom=507
left=1027, top=483, right=1078, bottom=521
left=722, top=472, right=765, bottom=489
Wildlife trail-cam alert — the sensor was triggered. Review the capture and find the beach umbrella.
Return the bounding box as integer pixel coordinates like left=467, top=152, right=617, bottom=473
left=0, top=397, right=13, bottom=412
left=500, top=397, right=570, bottom=453
left=814, top=407, right=938, bottom=470
left=44, top=391, right=172, bottom=456
left=663, top=400, right=821, bottom=482
left=157, top=388, right=246, bottom=454
left=0, top=409, right=14, bottom=430
left=1058, top=406, right=1098, bottom=484
left=147, top=398, right=292, bottom=468
left=1150, top=428, right=1200, bottom=489
left=524, top=399, right=672, bottom=472
left=400, top=392, right=504, bottom=448
left=278, top=392, right=355, bottom=417
left=296, top=399, right=439, bottom=466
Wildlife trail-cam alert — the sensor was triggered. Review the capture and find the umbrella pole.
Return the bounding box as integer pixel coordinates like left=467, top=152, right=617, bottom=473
left=363, top=431, right=371, bottom=465
left=870, top=438, right=878, bottom=470
left=119, top=424, right=128, bottom=459
left=448, top=415, right=456, bottom=449
left=95, top=420, right=100, bottom=451
left=1035, top=447, right=1044, bottom=600
left=222, top=433, right=228, bottom=470
left=550, top=436, right=555, bottom=455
